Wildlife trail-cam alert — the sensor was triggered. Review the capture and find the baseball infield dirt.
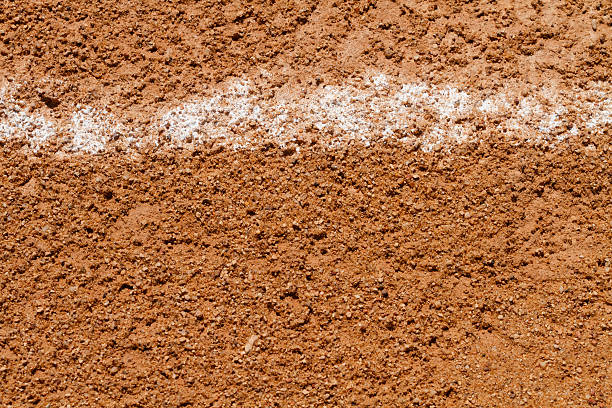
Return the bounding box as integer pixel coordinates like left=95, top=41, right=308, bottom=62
left=0, top=0, right=610, bottom=407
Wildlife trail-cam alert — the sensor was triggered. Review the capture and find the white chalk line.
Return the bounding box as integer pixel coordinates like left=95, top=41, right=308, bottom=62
left=0, top=74, right=610, bottom=154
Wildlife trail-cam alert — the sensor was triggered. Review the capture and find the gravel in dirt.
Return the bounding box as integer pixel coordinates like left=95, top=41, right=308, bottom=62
left=0, top=134, right=610, bottom=407
left=1, top=0, right=610, bottom=126
left=0, top=0, right=611, bottom=407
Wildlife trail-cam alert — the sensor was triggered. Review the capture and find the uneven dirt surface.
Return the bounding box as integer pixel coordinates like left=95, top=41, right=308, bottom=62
left=0, top=0, right=611, bottom=407
left=1, top=136, right=611, bottom=407
left=1, top=0, right=610, bottom=122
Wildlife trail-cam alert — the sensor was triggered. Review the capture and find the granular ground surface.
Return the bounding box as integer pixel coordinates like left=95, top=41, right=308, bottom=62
left=1, top=136, right=610, bottom=407
left=1, top=0, right=610, bottom=126
left=0, top=0, right=611, bottom=407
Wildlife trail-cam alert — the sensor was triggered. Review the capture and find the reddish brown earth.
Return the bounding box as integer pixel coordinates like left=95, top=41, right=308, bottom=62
left=1, top=136, right=610, bottom=407
left=1, top=0, right=610, bottom=122
left=0, top=1, right=611, bottom=407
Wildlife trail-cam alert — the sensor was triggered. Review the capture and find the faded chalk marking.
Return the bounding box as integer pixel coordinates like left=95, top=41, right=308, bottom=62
left=1, top=75, right=610, bottom=153
left=0, top=85, right=56, bottom=151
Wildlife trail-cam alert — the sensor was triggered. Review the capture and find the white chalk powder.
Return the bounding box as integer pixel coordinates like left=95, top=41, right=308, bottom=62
left=1, top=74, right=610, bottom=154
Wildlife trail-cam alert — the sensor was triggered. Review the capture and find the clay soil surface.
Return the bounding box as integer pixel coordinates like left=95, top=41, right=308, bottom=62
left=1, top=0, right=611, bottom=407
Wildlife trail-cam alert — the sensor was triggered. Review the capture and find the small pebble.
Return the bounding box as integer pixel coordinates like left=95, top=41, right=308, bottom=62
left=244, top=334, right=259, bottom=354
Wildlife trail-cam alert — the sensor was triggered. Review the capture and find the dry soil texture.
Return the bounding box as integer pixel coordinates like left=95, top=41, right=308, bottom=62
left=0, top=0, right=611, bottom=407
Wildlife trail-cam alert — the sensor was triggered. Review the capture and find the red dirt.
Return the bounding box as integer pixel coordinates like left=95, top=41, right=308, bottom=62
left=1, top=136, right=610, bottom=407
left=0, top=1, right=611, bottom=407
left=1, top=0, right=610, bottom=122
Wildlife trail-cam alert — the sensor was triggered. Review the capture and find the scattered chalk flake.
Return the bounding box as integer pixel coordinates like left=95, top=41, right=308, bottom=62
left=585, top=91, right=612, bottom=130
left=0, top=75, right=610, bottom=154
left=69, top=106, right=128, bottom=154
left=0, top=85, right=56, bottom=151
left=156, top=79, right=262, bottom=149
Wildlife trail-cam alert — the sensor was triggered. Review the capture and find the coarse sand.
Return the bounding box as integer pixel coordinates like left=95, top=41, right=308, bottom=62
left=0, top=0, right=610, bottom=406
